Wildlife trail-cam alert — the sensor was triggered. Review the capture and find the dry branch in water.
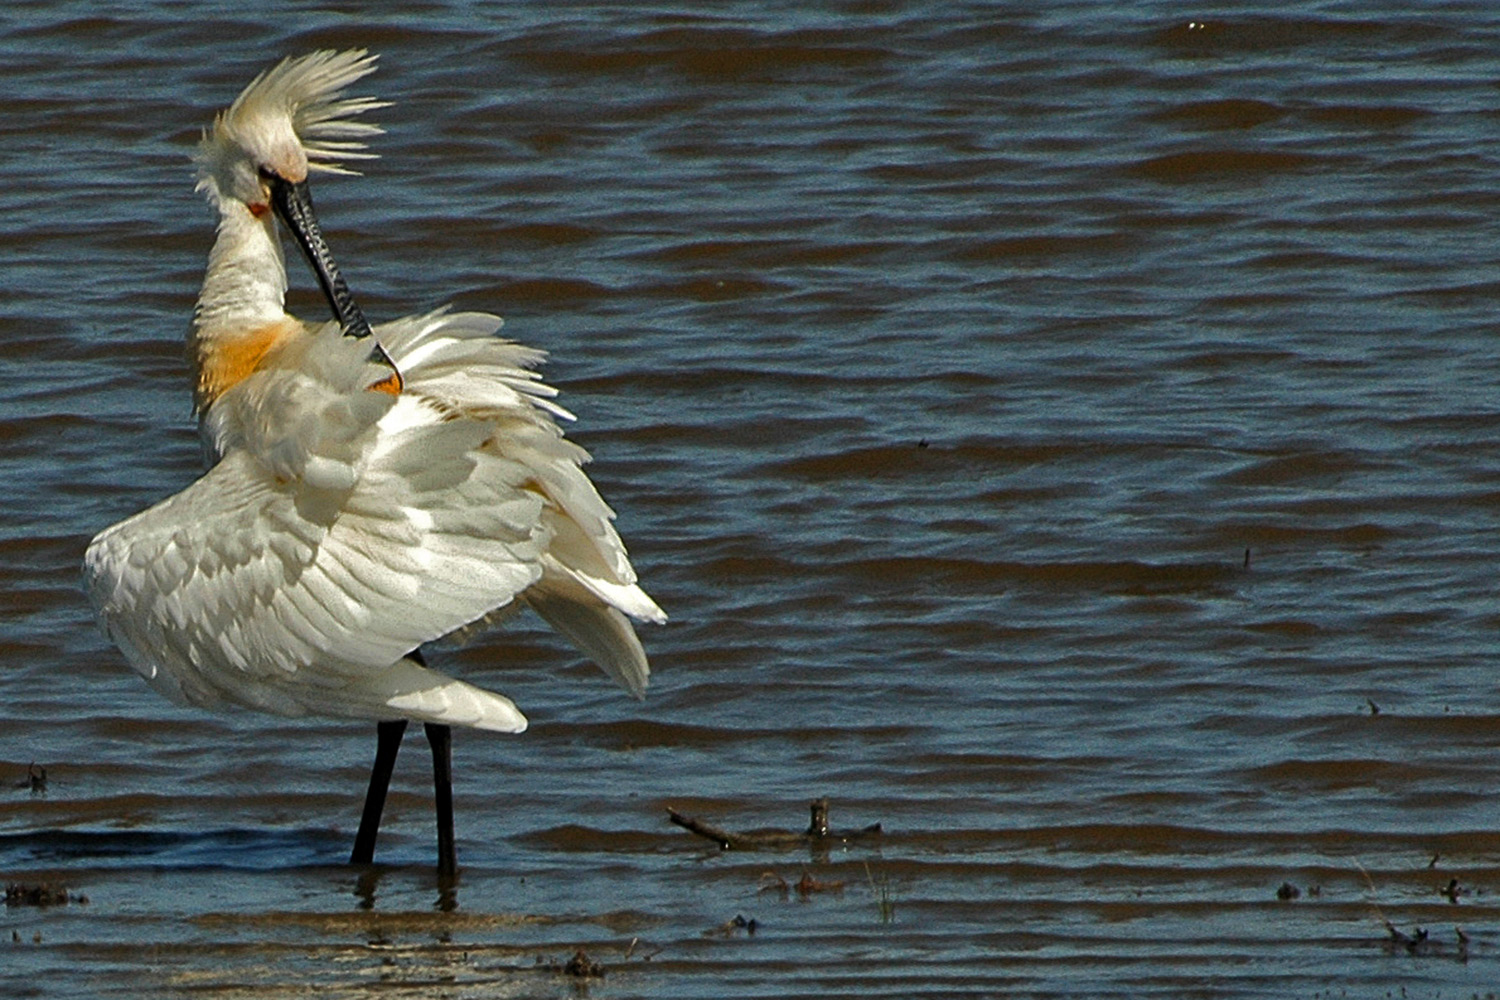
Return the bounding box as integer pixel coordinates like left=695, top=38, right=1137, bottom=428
left=667, top=797, right=882, bottom=850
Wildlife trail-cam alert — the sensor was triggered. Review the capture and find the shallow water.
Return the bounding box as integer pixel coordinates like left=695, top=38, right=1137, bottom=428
left=5, top=1, right=1500, bottom=996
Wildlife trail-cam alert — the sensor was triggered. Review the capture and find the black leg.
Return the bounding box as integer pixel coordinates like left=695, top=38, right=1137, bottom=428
left=351, top=719, right=408, bottom=864
left=425, top=722, right=456, bottom=877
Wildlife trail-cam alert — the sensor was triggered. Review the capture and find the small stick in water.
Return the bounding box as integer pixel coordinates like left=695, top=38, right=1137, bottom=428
left=667, top=798, right=881, bottom=850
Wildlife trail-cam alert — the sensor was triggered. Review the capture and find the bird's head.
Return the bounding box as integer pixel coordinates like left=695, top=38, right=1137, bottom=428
left=195, top=48, right=385, bottom=216
left=196, top=50, right=389, bottom=343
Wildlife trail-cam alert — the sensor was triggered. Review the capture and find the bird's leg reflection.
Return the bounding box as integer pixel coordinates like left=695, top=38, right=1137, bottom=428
left=435, top=874, right=459, bottom=914
left=350, top=845, right=460, bottom=913
left=353, top=865, right=385, bottom=910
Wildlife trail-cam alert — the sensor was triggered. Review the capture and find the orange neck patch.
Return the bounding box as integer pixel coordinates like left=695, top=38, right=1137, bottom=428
left=191, top=316, right=301, bottom=412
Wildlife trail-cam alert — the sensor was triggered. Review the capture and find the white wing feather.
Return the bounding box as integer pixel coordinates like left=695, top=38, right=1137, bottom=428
left=382, top=311, right=666, bottom=697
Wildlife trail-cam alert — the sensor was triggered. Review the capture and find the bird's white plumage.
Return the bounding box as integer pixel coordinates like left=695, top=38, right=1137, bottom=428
left=84, top=51, right=663, bottom=733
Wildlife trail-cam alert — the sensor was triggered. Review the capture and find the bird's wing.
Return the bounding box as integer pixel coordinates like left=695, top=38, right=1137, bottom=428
left=378, top=310, right=666, bottom=696
left=84, top=349, right=548, bottom=717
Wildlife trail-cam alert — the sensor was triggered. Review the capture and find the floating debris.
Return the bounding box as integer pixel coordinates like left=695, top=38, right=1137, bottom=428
left=5, top=883, right=86, bottom=907
left=795, top=872, right=844, bottom=897
left=702, top=913, right=757, bottom=938
left=563, top=950, right=604, bottom=978
left=1379, top=922, right=1471, bottom=960
left=1386, top=922, right=1429, bottom=953
left=536, top=949, right=606, bottom=978
left=13, top=763, right=45, bottom=794
left=757, top=869, right=846, bottom=899
left=758, top=871, right=789, bottom=897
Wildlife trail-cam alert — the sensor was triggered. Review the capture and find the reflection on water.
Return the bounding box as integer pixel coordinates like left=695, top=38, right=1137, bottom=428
left=5, top=0, right=1500, bottom=996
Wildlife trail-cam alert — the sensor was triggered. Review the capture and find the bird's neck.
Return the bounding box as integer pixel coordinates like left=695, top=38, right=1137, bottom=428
left=188, top=202, right=299, bottom=413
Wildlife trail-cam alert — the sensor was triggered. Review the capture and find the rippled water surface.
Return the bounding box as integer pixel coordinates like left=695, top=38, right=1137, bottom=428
left=6, top=1, right=1500, bottom=996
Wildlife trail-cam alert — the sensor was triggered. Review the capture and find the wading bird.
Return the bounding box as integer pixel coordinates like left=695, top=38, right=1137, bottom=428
left=83, top=50, right=664, bottom=875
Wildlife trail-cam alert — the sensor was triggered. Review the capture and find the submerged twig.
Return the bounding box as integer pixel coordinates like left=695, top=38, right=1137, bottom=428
left=864, top=860, right=896, bottom=923
left=13, top=762, right=45, bottom=793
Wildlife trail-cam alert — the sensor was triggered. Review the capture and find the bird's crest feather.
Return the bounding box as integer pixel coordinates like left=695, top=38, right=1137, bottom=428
left=204, top=49, right=388, bottom=178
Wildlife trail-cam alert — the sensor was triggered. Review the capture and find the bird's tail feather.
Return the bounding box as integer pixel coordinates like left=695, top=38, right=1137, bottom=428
left=371, top=656, right=528, bottom=732
left=524, top=583, right=651, bottom=699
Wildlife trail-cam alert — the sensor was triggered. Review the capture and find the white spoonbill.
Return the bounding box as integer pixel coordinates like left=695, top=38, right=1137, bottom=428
left=83, top=50, right=665, bottom=875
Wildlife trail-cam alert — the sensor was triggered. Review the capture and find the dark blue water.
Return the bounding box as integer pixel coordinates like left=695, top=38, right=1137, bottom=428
left=5, top=2, right=1500, bottom=996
